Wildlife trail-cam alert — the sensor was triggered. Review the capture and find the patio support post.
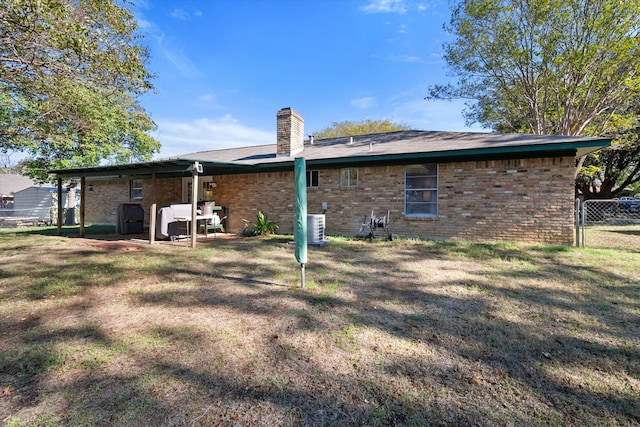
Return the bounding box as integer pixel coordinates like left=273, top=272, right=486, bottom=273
left=151, top=171, right=157, bottom=242
left=79, top=176, right=85, bottom=237
left=56, top=177, right=63, bottom=235
left=191, top=163, right=199, bottom=249
left=150, top=171, right=157, bottom=245
left=575, top=198, right=580, bottom=247
left=150, top=203, right=156, bottom=244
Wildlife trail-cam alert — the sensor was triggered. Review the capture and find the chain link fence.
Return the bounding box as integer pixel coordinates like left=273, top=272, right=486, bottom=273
left=577, top=198, right=640, bottom=250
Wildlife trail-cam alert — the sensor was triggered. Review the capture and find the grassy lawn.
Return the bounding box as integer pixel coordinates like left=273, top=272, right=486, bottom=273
left=583, top=224, right=640, bottom=251
left=0, top=227, right=639, bottom=426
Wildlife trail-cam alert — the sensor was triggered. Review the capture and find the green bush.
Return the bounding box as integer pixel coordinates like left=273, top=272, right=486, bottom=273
left=242, top=211, right=279, bottom=236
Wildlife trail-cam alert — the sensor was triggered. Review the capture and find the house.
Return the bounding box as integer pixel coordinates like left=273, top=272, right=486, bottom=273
left=13, top=185, right=79, bottom=224
left=51, top=107, right=610, bottom=245
left=0, top=174, right=36, bottom=211
left=0, top=174, right=79, bottom=225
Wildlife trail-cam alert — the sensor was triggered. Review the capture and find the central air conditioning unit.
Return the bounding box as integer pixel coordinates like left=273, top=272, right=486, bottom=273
left=298, top=214, right=329, bottom=246
left=307, top=214, right=324, bottom=244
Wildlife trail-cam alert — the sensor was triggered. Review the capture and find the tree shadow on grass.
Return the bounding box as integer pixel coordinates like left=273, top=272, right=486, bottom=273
left=126, top=256, right=640, bottom=424
left=605, top=228, right=640, bottom=237
left=2, top=236, right=639, bottom=425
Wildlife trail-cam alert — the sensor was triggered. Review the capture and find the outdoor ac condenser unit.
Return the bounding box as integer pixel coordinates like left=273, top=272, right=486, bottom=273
left=293, top=214, right=329, bottom=246
left=307, top=214, right=327, bottom=245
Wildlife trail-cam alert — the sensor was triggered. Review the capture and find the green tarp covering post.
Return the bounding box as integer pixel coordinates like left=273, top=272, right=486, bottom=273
left=294, top=157, right=307, bottom=287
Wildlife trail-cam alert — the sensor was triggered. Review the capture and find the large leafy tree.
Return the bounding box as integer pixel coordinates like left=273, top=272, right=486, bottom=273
left=0, top=0, right=159, bottom=181
left=428, top=0, right=640, bottom=198
left=576, top=113, right=640, bottom=198
left=313, top=119, right=411, bottom=139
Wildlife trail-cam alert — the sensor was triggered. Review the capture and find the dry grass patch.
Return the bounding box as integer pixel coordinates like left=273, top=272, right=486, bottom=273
left=0, top=229, right=639, bottom=426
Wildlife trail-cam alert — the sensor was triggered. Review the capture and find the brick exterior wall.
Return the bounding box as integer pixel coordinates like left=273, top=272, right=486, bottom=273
left=86, top=156, right=577, bottom=245
left=85, top=177, right=182, bottom=225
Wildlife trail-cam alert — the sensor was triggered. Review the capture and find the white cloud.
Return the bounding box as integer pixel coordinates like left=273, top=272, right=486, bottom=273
left=371, top=53, right=440, bottom=64
left=156, top=33, right=202, bottom=78
left=218, top=114, right=236, bottom=123
left=168, top=8, right=202, bottom=20
left=351, top=96, right=377, bottom=109
left=136, top=17, right=152, bottom=30
left=197, top=93, right=216, bottom=103
left=152, top=116, right=274, bottom=159
left=361, top=0, right=407, bottom=14
left=169, top=8, right=189, bottom=20
left=416, top=2, right=440, bottom=12
left=134, top=7, right=201, bottom=79
left=393, top=98, right=487, bottom=132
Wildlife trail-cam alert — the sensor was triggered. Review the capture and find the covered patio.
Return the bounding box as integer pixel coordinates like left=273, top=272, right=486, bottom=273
left=51, top=158, right=254, bottom=248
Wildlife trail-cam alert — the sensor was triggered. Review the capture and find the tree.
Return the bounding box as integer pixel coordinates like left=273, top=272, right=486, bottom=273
left=429, top=0, right=640, bottom=136
left=312, top=119, right=411, bottom=139
left=427, top=0, right=640, bottom=198
left=0, top=0, right=159, bottom=181
left=576, top=114, right=640, bottom=198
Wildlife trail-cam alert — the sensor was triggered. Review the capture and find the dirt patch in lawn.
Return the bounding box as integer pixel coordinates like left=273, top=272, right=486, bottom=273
left=76, top=238, right=145, bottom=251
left=74, top=232, right=242, bottom=251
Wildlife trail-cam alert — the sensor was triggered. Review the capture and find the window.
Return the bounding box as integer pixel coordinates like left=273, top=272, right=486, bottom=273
left=340, top=168, right=358, bottom=188
left=184, top=181, right=193, bottom=203
left=203, top=181, right=215, bottom=201
left=182, top=177, right=214, bottom=203
left=405, top=164, right=438, bottom=217
left=306, top=170, right=319, bottom=187
left=130, top=179, right=143, bottom=200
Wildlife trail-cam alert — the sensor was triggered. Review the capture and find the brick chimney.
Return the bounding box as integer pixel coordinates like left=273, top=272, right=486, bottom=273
left=277, top=107, right=304, bottom=157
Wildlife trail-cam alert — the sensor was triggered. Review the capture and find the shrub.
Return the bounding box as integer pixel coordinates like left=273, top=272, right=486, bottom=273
left=242, top=211, right=279, bottom=236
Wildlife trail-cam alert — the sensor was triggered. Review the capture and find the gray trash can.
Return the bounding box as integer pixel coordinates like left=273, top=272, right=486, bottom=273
left=116, top=203, right=144, bottom=234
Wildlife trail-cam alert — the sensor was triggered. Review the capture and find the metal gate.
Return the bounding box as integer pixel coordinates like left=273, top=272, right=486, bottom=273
left=576, top=198, right=640, bottom=248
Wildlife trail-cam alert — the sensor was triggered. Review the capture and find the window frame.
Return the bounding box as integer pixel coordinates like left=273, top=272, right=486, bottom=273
left=339, top=168, right=358, bottom=189
left=130, top=179, right=143, bottom=200
left=404, top=164, right=438, bottom=218
left=181, top=176, right=214, bottom=203
left=306, top=170, right=319, bottom=188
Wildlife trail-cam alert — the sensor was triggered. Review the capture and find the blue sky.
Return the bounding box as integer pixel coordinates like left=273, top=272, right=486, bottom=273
left=133, top=0, right=485, bottom=159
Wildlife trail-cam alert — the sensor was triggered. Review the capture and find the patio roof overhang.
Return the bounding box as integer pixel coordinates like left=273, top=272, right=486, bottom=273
left=50, top=158, right=256, bottom=180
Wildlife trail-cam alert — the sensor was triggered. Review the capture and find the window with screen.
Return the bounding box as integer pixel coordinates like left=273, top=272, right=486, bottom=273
left=405, top=164, right=438, bottom=217
left=130, top=179, right=143, bottom=200
left=340, top=168, right=358, bottom=189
